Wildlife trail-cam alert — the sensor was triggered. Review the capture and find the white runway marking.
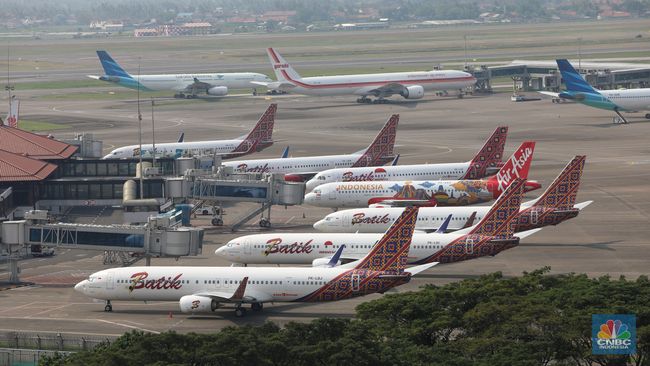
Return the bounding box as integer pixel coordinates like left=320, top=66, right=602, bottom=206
left=96, top=319, right=161, bottom=334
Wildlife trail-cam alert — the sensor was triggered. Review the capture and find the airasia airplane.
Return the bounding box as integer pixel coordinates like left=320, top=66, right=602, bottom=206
left=304, top=141, right=539, bottom=208
left=305, top=126, right=508, bottom=192
left=104, top=104, right=277, bottom=159
left=216, top=179, right=538, bottom=266
left=74, top=206, right=435, bottom=317
left=222, top=114, right=398, bottom=182
left=313, top=155, right=591, bottom=233
left=257, top=48, right=476, bottom=103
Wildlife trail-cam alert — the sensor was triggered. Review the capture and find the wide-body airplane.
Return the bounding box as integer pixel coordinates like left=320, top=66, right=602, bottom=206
left=305, top=126, right=508, bottom=192
left=0, top=97, right=19, bottom=128
left=304, top=141, right=539, bottom=208
left=103, top=104, right=277, bottom=159
left=314, top=155, right=591, bottom=233
left=256, top=48, right=476, bottom=103
left=217, top=179, right=537, bottom=266
left=89, top=50, right=272, bottom=98
left=222, top=114, right=398, bottom=181
left=541, top=59, right=650, bottom=124
left=74, top=206, right=435, bottom=317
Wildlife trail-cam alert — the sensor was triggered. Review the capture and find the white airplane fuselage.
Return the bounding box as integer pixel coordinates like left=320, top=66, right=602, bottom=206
left=223, top=154, right=361, bottom=174
left=305, top=162, right=472, bottom=192
left=104, top=139, right=247, bottom=159
left=74, top=265, right=409, bottom=303
left=217, top=232, right=469, bottom=265
left=599, top=88, right=650, bottom=111
left=283, top=71, right=475, bottom=97
left=131, top=73, right=271, bottom=92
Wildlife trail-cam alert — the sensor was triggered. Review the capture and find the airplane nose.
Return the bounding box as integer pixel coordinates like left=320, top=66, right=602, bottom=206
left=313, top=219, right=325, bottom=231
left=305, top=180, right=317, bottom=192
left=74, top=280, right=87, bottom=293
left=304, top=192, right=315, bottom=204
left=214, top=246, right=227, bottom=257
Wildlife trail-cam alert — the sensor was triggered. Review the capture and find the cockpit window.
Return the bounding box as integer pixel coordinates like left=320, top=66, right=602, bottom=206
left=318, top=176, right=325, bottom=180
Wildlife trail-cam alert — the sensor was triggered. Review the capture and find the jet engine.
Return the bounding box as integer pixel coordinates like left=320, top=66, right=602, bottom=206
left=179, top=295, right=219, bottom=313
left=400, top=85, right=424, bottom=99
left=312, top=257, right=340, bottom=268
left=207, top=86, right=228, bottom=96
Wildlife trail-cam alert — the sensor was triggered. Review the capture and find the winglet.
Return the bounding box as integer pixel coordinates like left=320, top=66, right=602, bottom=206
left=177, top=132, right=185, bottom=143
left=351, top=114, right=398, bottom=167
left=352, top=206, right=418, bottom=273
left=327, top=244, right=346, bottom=267
left=462, top=126, right=508, bottom=179
left=461, top=211, right=477, bottom=229
left=231, top=277, right=249, bottom=300
left=281, top=146, right=290, bottom=158
left=435, top=214, right=453, bottom=233
left=391, top=154, right=400, bottom=166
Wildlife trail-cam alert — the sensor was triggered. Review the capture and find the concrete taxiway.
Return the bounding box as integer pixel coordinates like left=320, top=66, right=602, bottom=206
left=1, top=91, right=649, bottom=336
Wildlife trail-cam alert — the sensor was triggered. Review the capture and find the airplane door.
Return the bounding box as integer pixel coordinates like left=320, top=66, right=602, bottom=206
left=106, top=271, right=115, bottom=290
left=531, top=209, right=539, bottom=225
left=351, top=273, right=360, bottom=292
left=342, top=213, right=350, bottom=228
left=328, top=189, right=337, bottom=200
left=465, top=238, right=474, bottom=254
left=244, top=240, right=251, bottom=255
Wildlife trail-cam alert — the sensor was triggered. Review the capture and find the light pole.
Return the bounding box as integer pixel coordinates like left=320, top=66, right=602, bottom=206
left=137, top=59, right=144, bottom=199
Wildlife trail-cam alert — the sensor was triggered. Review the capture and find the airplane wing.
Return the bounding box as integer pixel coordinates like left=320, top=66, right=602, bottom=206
left=193, top=277, right=274, bottom=304
left=538, top=91, right=560, bottom=98
left=358, top=83, right=408, bottom=98
left=251, top=81, right=295, bottom=90
left=182, top=78, right=213, bottom=93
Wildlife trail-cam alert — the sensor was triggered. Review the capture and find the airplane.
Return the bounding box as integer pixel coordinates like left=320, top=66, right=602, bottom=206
left=305, top=126, right=508, bottom=192
left=313, top=155, right=590, bottom=233
left=303, top=141, right=539, bottom=208
left=103, top=104, right=277, bottom=159
left=221, top=114, right=398, bottom=182
left=216, top=179, right=538, bottom=266
left=540, top=59, right=650, bottom=124
left=0, top=96, right=19, bottom=128
left=255, top=48, right=477, bottom=104
left=74, top=205, right=436, bottom=317
left=89, top=50, right=273, bottom=99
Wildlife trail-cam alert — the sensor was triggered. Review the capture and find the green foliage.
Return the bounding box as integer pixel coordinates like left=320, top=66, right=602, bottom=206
left=41, top=269, right=650, bottom=366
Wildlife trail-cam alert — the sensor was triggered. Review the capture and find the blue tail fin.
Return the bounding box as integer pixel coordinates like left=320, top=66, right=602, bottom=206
left=327, top=244, right=346, bottom=267
left=281, top=146, right=290, bottom=158
left=97, top=50, right=131, bottom=78
left=435, top=214, right=452, bottom=234
left=556, top=59, right=598, bottom=94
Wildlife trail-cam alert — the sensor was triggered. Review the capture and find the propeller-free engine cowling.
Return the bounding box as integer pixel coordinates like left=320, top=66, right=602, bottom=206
left=208, top=86, right=228, bottom=96
left=179, top=295, right=219, bottom=313
left=400, top=85, right=424, bottom=99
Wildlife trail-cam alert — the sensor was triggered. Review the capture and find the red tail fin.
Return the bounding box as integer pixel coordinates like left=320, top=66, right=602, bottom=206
left=488, top=141, right=535, bottom=195
left=230, top=104, right=276, bottom=155
left=354, top=206, right=418, bottom=273
left=231, top=277, right=249, bottom=300
left=461, top=126, right=508, bottom=179
left=351, top=114, right=398, bottom=167
left=531, top=155, right=585, bottom=210
left=470, top=178, right=525, bottom=238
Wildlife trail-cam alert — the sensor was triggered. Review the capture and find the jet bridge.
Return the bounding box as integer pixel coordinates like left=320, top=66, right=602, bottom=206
left=0, top=210, right=203, bottom=283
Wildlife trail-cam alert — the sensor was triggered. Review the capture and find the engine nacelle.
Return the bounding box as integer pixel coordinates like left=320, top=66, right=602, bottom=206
left=400, top=85, right=424, bottom=100
left=207, top=86, right=228, bottom=96
left=312, top=257, right=340, bottom=268
left=179, top=295, right=219, bottom=313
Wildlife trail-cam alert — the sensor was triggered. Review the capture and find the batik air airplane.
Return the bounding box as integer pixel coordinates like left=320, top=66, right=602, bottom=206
left=0, top=97, right=19, bottom=128
left=221, top=114, right=398, bottom=181
left=305, top=126, right=508, bottom=192
left=217, top=179, right=538, bottom=266
left=304, top=141, right=539, bottom=208
left=541, top=59, right=650, bottom=124
left=103, top=104, right=277, bottom=159
left=314, top=155, right=591, bottom=233
left=89, top=50, right=272, bottom=98
left=74, top=206, right=435, bottom=317
left=256, top=48, right=476, bottom=103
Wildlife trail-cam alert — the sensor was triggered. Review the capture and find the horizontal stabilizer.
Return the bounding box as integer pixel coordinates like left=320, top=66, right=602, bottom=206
left=574, top=200, right=593, bottom=210
left=516, top=228, right=543, bottom=240
left=538, top=91, right=560, bottom=98
left=405, top=262, right=438, bottom=276
left=87, top=75, right=101, bottom=80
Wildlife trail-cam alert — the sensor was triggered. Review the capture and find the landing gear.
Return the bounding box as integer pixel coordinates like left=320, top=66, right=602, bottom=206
left=372, top=98, right=388, bottom=104
left=645, top=113, right=650, bottom=119
left=259, top=218, right=271, bottom=228
left=174, top=93, right=185, bottom=99
left=613, top=108, right=628, bottom=124
left=185, top=94, right=197, bottom=99
left=104, top=300, right=113, bottom=312
left=211, top=217, right=224, bottom=226
left=235, top=304, right=247, bottom=318
left=252, top=88, right=258, bottom=96
left=356, top=97, right=372, bottom=104
left=251, top=302, right=263, bottom=312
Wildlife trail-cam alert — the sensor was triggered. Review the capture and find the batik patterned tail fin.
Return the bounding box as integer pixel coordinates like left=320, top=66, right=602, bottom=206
left=470, top=178, right=524, bottom=239
left=531, top=155, right=585, bottom=210
left=352, top=114, right=398, bottom=167
left=462, top=126, right=508, bottom=179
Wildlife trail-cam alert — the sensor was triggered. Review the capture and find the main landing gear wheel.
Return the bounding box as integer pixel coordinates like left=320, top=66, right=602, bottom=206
left=211, top=218, right=223, bottom=226
left=251, top=302, right=263, bottom=312
left=104, top=301, right=113, bottom=312
left=645, top=113, right=650, bottom=119
left=235, top=306, right=247, bottom=317
left=356, top=97, right=372, bottom=104
left=372, top=99, right=388, bottom=104
left=259, top=218, right=271, bottom=228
